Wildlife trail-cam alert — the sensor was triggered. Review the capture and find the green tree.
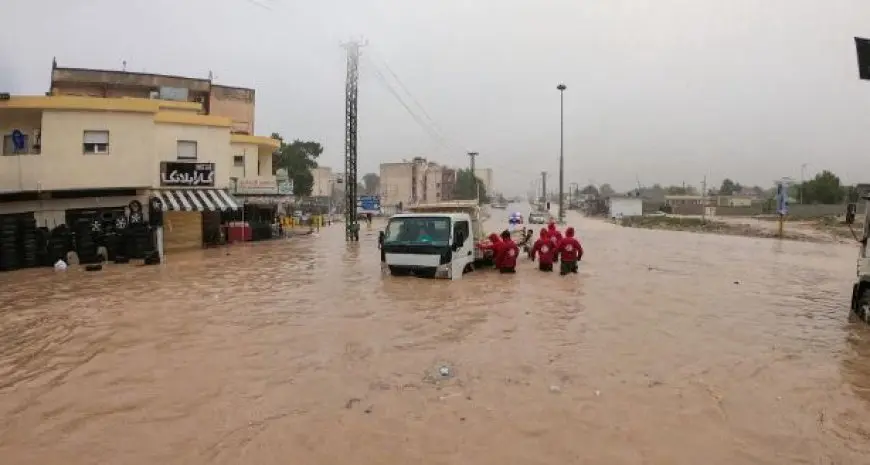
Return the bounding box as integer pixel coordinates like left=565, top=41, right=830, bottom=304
left=581, top=184, right=599, bottom=196
left=271, top=132, right=323, bottom=196
left=599, top=183, right=615, bottom=197
left=362, top=173, right=380, bottom=195
left=718, top=178, right=743, bottom=196
left=801, top=170, right=843, bottom=204
left=453, top=168, right=489, bottom=204
left=665, top=185, right=699, bottom=196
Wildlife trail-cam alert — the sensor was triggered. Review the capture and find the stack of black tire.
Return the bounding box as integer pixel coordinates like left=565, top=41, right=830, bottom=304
left=18, top=217, right=38, bottom=268
left=36, top=227, right=52, bottom=267
left=0, top=217, right=19, bottom=272
left=48, top=225, right=72, bottom=265
left=73, top=218, right=99, bottom=264
left=126, top=221, right=151, bottom=260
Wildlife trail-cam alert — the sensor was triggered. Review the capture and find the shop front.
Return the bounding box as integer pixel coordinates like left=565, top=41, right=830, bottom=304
left=232, top=177, right=294, bottom=240
left=152, top=161, right=240, bottom=255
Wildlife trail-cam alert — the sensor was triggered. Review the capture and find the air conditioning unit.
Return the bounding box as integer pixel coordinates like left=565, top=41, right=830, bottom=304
left=148, top=90, right=159, bottom=99
left=92, top=145, right=109, bottom=154
left=194, top=96, right=205, bottom=104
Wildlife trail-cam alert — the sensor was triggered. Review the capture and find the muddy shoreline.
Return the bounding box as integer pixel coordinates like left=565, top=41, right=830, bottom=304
left=617, top=215, right=858, bottom=244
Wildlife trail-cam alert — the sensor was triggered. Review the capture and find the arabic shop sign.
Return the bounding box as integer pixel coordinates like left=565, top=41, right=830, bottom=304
left=160, top=161, right=215, bottom=186
left=236, top=178, right=278, bottom=195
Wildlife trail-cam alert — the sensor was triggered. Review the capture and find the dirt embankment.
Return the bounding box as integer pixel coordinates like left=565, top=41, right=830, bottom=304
left=618, top=215, right=859, bottom=244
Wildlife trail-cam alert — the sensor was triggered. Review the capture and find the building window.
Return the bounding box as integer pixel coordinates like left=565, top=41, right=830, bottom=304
left=233, top=155, right=245, bottom=167
left=177, top=140, right=197, bottom=160
left=3, top=133, right=28, bottom=156
left=83, top=130, right=110, bottom=154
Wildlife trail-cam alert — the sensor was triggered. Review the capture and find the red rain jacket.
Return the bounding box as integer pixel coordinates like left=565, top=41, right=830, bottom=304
left=495, top=238, right=520, bottom=269
left=557, top=227, right=583, bottom=262
left=531, top=229, right=556, bottom=265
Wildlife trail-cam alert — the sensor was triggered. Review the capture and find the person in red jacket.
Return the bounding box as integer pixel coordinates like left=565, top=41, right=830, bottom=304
left=482, top=233, right=501, bottom=268
left=557, top=226, right=583, bottom=275
left=494, top=230, right=519, bottom=273
left=547, top=222, right=562, bottom=264
left=530, top=228, right=556, bottom=272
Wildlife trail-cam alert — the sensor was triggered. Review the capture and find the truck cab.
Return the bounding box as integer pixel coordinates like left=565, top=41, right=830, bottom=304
left=377, top=201, right=484, bottom=280
left=851, top=194, right=870, bottom=323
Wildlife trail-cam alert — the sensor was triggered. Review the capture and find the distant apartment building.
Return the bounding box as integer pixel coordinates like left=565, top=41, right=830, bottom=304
left=379, top=157, right=455, bottom=209
left=310, top=166, right=335, bottom=198
left=474, top=168, right=493, bottom=194
left=49, top=60, right=255, bottom=135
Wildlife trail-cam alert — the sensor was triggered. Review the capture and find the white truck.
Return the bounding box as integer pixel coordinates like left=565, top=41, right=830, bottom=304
left=850, top=195, right=870, bottom=323
left=377, top=201, right=489, bottom=280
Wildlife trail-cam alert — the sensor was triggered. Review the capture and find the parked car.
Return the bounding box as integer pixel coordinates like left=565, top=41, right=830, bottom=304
left=528, top=212, right=548, bottom=224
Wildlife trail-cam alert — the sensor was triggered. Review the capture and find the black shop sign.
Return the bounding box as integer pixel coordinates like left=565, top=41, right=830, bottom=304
left=160, top=161, right=215, bottom=187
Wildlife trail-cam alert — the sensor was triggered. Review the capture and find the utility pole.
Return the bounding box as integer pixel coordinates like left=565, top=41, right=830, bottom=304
left=541, top=171, right=548, bottom=208
left=342, top=39, right=365, bottom=241
left=468, top=151, right=479, bottom=201
left=557, top=83, right=567, bottom=224
left=701, top=175, right=707, bottom=223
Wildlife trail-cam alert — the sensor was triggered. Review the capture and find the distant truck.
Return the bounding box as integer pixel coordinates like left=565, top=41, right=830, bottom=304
left=378, top=201, right=488, bottom=280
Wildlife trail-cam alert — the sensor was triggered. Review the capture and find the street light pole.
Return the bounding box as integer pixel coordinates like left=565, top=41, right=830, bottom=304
left=800, top=163, right=808, bottom=204
left=557, top=83, right=566, bottom=224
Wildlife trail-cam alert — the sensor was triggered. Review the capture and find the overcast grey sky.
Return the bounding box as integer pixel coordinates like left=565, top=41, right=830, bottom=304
left=2, top=0, right=870, bottom=194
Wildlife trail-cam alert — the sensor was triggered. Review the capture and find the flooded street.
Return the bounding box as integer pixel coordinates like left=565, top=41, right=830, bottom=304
left=2, top=209, right=870, bottom=464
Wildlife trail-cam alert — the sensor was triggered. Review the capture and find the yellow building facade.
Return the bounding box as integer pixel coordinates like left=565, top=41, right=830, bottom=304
left=0, top=95, right=278, bottom=253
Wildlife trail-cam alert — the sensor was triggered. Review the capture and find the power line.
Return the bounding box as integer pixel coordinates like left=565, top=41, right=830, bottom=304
left=372, top=53, right=446, bottom=138
left=365, top=57, right=451, bottom=149
left=241, top=0, right=272, bottom=10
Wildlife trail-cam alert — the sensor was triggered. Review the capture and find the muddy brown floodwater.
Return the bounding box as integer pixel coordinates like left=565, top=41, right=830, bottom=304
left=1, top=208, right=870, bottom=464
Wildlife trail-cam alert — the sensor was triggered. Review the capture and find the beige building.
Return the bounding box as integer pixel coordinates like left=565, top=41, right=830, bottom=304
left=379, top=158, right=456, bottom=210
left=0, top=94, right=277, bottom=254
left=50, top=61, right=256, bottom=135
left=310, top=166, right=335, bottom=198
left=715, top=195, right=754, bottom=207
left=474, top=168, right=493, bottom=194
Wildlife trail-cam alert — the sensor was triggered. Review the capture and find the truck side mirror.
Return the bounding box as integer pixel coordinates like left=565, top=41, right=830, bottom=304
left=378, top=231, right=384, bottom=248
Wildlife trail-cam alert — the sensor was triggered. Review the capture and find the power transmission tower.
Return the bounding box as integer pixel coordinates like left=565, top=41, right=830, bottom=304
left=468, top=151, right=479, bottom=201
left=342, top=40, right=365, bottom=241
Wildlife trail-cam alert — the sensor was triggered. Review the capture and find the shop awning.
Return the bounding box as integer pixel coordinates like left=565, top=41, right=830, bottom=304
left=156, top=189, right=241, bottom=212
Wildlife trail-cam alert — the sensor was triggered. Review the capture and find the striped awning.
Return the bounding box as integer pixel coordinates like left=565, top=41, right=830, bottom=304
left=156, top=189, right=241, bottom=212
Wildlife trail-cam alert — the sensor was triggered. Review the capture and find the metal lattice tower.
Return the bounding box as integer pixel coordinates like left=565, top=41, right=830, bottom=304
left=343, top=40, right=364, bottom=241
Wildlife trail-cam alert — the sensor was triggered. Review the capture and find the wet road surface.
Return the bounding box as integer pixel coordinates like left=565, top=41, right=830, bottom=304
left=1, top=209, right=870, bottom=464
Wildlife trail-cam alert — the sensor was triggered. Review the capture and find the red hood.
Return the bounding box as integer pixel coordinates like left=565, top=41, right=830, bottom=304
left=539, top=228, right=548, bottom=238
left=488, top=233, right=501, bottom=242
left=566, top=227, right=575, bottom=237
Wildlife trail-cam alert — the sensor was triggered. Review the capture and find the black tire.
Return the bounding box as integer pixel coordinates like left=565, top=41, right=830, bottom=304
left=855, top=289, right=870, bottom=324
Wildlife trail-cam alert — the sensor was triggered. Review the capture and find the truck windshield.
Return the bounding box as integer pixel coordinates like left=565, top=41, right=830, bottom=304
left=384, top=216, right=451, bottom=246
